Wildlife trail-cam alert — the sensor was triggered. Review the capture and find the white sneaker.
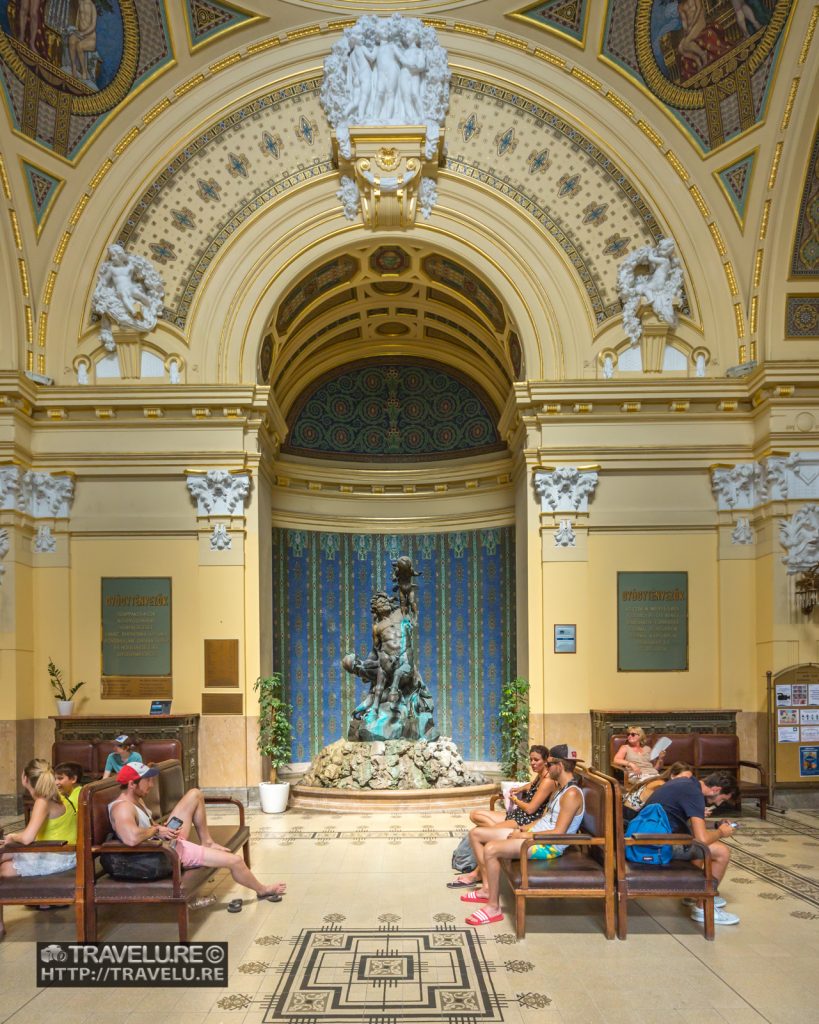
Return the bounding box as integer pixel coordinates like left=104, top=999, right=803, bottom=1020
left=691, top=906, right=740, bottom=925
left=683, top=896, right=726, bottom=908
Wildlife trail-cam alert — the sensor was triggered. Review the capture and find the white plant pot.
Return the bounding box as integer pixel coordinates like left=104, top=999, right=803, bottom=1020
left=259, top=781, right=290, bottom=814
left=56, top=700, right=74, bottom=716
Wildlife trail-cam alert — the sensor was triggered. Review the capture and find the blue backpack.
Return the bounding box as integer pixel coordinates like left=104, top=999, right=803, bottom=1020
left=624, top=803, right=674, bottom=865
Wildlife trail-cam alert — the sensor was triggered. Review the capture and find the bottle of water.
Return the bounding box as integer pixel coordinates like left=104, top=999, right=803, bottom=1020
left=189, top=895, right=216, bottom=910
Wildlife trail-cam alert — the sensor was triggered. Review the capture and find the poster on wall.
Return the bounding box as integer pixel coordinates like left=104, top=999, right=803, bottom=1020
left=775, top=684, right=792, bottom=704
left=792, top=684, right=809, bottom=706
left=101, top=577, right=172, bottom=698
left=617, top=571, right=687, bottom=671
left=800, top=746, right=819, bottom=777
left=778, top=726, right=800, bottom=743
left=778, top=709, right=799, bottom=725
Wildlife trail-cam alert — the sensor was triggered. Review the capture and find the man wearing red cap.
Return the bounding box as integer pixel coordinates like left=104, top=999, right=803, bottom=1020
left=109, top=762, right=286, bottom=901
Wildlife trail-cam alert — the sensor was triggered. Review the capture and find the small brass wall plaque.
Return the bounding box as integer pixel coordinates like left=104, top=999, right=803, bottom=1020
left=204, top=639, right=239, bottom=688
left=101, top=677, right=172, bottom=699
left=201, top=693, right=244, bottom=715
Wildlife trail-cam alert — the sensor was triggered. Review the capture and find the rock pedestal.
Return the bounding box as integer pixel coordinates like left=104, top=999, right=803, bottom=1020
left=300, top=737, right=486, bottom=790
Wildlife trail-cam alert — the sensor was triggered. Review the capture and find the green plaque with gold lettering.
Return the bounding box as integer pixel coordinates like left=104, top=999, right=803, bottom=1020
left=617, top=571, right=688, bottom=672
left=101, top=578, right=172, bottom=697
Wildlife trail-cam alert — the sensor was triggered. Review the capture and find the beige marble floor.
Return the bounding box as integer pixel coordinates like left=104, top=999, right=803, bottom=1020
left=1, top=805, right=818, bottom=1024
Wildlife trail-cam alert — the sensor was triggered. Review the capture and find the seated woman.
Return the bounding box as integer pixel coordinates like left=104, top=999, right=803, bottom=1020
left=622, top=761, right=694, bottom=822
left=462, top=745, right=585, bottom=926
left=448, top=745, right=555, bottom=888
left=0, top=759, right=78, bottom=940
left=613, top=726, right=665, bottom=784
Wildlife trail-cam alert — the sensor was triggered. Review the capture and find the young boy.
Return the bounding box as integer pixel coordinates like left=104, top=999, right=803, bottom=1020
left=102, top=735, right=143, bottom=779
left=54, top=762, right=84, bottom=811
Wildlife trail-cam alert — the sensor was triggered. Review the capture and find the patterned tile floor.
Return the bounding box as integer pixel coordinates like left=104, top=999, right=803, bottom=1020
left=1, top=805, right=818, bottom=1023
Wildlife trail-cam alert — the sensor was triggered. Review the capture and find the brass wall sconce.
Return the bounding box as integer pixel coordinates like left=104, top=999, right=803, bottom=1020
left=796, top=566, right=819, bottom=615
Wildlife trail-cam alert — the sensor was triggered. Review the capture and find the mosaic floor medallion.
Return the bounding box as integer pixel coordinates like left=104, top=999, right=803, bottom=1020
left=265, top=926, right=504, bottom=1022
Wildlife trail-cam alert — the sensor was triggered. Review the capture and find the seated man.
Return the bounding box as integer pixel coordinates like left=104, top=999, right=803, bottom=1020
left=641, top=769, right=740, bottom=926
left=109, top=763, right=286, bottom=901
left=461, top=745, right=586, bottom=926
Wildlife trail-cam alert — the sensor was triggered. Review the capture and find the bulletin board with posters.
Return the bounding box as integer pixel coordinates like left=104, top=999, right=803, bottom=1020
left=768, top=664, right=819, bottom=789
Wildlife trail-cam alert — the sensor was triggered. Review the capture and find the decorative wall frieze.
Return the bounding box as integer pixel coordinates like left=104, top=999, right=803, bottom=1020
left=186, top=470, right=251, bottom=516
left=0, top=467, right=74, bottom=518
left=780, top=504, right=819, bottom=574
left=533, top=467, right=599, bottom=514
left=711, top=453, right=816, bottom=511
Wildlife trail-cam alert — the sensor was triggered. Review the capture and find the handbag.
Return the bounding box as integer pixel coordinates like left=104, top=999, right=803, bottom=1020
left=99, top=833, right=174, bottom=881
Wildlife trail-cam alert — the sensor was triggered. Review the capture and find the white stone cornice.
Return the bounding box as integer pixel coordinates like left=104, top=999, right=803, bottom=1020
left=186, top=470, right=251, bottom=516
left=0, top=467, right=74, bottom=518
left=780, top=504, right=819, bottom=574
left=533, top=467, right=599, bottom=514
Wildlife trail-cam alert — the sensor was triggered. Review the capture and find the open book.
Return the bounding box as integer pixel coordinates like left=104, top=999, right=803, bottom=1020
left=649, top=736, right=672, bottom=761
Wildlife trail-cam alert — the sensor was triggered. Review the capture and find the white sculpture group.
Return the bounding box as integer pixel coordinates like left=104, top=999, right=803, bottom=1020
left=92, top=244, right=164, bottom=352
left=321, top=15, right=450, bottom=160
left=617, top=238, right=684, bottom=348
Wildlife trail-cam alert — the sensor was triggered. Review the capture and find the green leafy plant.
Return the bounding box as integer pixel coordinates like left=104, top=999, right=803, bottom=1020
left=254, top=673, right=293, bottom=783
left=48, top=658, right=86, bottom=701
left=499, top=676, right=530, bottom=780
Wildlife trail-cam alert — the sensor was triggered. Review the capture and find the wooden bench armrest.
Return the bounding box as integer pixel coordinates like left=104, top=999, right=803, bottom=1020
left=2, top=840, right=73, bottom=853
left=204, top=795, right=246, bottom=827
left=738, top=759, right=767, bottom=783
left=92, top=842, right=184, bottom=895
left=490, top=793, right=504, bottom=811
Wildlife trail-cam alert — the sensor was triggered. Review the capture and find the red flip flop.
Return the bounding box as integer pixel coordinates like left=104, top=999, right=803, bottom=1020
left=460, top=891, right=489, bottom=903
left=465, top=908, right=504, bottom=926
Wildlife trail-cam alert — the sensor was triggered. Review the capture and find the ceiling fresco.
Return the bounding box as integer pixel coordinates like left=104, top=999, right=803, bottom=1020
left=601, top=0, right=793, bottom=154
left=791, top=115, right=819, bottom=278
left=508, top=0, right=589, bottom=46
left=0, top=0, right=173, bottom=161
left=115, top=71, right=671, bottom=333
left=183, top=0, right=261, bottom=51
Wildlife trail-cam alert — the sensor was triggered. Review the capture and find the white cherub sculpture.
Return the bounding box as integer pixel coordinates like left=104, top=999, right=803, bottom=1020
left=92, top=244, right=164, bottom=352
left=617, top=237, right=684, bottom=348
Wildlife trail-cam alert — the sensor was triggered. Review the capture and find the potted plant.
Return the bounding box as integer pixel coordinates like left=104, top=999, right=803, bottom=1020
left=48, top=658, right=86, bottom=716
left=499, top=676, right=530, bottom=781
left=254, top=672, right=293, bottom=813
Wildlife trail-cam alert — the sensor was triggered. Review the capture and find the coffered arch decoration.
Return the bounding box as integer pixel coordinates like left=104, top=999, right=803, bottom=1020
left=790, top=114, right=819, bottom=279
left=112, top=69, right=682, bottom=335
left=261, top=241, right=518, bottom=418
left=284, top=360, right=503, bottom=462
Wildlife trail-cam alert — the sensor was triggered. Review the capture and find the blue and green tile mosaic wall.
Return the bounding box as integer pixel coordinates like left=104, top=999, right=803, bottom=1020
left=272, top=527, right=516, bottom=762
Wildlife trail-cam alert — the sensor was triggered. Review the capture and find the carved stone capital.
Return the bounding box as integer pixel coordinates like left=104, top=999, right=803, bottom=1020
left=711, top=464, right=763, bottom=511
left=0, top=467, right=74, bottom=518
left=712, top=453, right=819, bottom=510
left=780, top=504, right=819, bottom=574
left=533, top=467, right=599, bottom=514
left=186, top=470, right=251, bottom=516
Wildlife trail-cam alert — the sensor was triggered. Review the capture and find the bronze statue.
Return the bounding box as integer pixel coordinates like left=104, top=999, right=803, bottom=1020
left=343, top=557, right=438, bottom=742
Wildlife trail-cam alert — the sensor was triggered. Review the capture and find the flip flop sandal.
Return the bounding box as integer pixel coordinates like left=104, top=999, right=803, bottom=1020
left=460, top=891, right=489, bottom=903
left=257, top=893, right=283, bottom=903
left=465, top=908, right=504, bottom=926
left=446, top=878, right=478, bottom=889
left=227, top=899, right=243, bottom=913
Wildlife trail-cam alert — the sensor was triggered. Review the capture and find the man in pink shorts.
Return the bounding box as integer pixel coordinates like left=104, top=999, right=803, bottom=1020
left=109, top=763, right=285, bottom=900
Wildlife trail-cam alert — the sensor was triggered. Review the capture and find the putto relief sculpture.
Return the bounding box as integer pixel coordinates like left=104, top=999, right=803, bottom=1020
left=320, top=15, right=450, bottom=228
left=616, top=237, right=684, bottom=348
left=92, top=244, right=164, bottom=352
left=343, top=557, right=438, bottom=743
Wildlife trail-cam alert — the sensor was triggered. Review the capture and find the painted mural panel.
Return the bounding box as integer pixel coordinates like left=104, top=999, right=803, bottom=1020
left=602, top=1, right=792, bottom=154
left=272, top=528, right=516, bottom=763
left=0, top=0, right=172, bottom=159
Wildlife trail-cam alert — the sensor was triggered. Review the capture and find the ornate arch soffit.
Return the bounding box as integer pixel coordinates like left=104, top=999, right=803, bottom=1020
left=183, top=0, right=265, bottom=53
left=507, top=0, right=590, bottom=49
left=113, top=71, right=674, bottom=335
left=599, top=0, right=794, bottom=157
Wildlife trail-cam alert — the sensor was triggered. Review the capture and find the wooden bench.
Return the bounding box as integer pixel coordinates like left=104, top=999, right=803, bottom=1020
left=0, top=829, right=86, bottom=941
left=498, top=767, right=615, bottom=940
left=52, top=738, right=182, bottom=783
left=610, top=732, right=767, bottom=819
left=606, top=772, right=719, bottom=940
left=82, top=759, right=250, bottom=941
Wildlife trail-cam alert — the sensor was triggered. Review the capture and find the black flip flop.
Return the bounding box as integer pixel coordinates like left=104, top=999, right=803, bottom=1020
left=446, top=879, right=478, bottom=889
left=257, top=892, right=283, bottom=903
left=227, top=898, right=243, bottom=913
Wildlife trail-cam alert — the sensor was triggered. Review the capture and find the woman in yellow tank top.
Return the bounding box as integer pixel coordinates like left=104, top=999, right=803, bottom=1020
left=0, top=758, right=78, bottom=941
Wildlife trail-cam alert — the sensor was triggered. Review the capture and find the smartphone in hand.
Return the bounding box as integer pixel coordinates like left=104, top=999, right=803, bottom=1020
left=165, top=815, right=183, bottom=831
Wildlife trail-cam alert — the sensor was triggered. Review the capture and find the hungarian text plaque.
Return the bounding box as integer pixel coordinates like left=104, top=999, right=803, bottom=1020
left=101, top=578, right=172, bottom=698
left=617, top=571, right=688, bottom=672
